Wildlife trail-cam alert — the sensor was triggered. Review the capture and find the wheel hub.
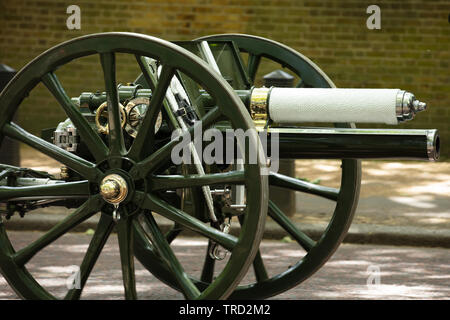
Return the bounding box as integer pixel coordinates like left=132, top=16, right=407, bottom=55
left=100, top=174, right=128, bottom=204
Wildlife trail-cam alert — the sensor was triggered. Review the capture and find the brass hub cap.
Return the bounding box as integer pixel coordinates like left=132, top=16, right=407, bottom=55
left=100, top=174, right=128, bottom=204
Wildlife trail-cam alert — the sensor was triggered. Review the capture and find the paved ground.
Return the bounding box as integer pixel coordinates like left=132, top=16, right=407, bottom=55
left=0, top=232, right=448, bottom=300
left=293, top=159, right=450, bottom=230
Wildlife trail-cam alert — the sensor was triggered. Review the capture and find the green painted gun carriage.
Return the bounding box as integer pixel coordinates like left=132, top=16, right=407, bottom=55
left=0, top=33, right=439, bottom=299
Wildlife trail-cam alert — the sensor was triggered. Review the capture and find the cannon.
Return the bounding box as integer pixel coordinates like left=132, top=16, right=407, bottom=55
left=0, top=33, right=439, bottom=299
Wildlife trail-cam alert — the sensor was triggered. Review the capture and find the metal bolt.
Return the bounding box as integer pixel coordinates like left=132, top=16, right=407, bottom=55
left=413, top=100, right=427, bottom=112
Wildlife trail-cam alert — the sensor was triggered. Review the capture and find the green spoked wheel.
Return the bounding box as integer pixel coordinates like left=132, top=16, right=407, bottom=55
left=134, top=34, right=361, bottom=298
left=198, top=34, right=361, bottom=298
left=0, top=32, right=268, bottom=299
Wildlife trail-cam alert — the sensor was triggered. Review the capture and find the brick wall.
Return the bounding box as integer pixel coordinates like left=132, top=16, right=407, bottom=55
left=0, top=0, right=448, bottom=156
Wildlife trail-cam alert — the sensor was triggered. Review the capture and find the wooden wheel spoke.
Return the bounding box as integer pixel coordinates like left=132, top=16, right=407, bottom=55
left=128, top=63, right=175, bottom=160
left=151, top=170, right=245, bottom=191
left=131, top=106, right=222, bottom=179
left=2, top=123, right=99, bottom=181
left=247, top=53, right=261, bottom=83
left=135, top=55, right=179, bottom=129
left=141, top=212, right=200, bottom=299
left=269, top=172, right=339, bottom=201
left=116, top=215, right=137, bottom=300
left=41, top=72, right=108, bottom=162
left=0, top=180, right=89, bottom=201
left=165, top=223, right=183, bottom=245
left=200, top=241, right=216, bottom=283
left=252, top=251, right=269, bottom=282
left=138, top=192, right=237, bottom=251
left=135, top=55, right=157, bottom=91
left=268, top=200, right=315, bottom=252
left=13, top=196, right=102, bottom=267
left=99, top=52, right=126, bottom=159
left=237, top=215, right=268, bottom=282
left=296, top=80, right=306, bottom=88
left=64, top=213, right=115, bottom=300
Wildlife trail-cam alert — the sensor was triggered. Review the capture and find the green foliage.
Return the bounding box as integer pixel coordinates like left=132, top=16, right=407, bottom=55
left=281, top=236, right=293, bottom=243
left=85, top=228, right=95, bottom=235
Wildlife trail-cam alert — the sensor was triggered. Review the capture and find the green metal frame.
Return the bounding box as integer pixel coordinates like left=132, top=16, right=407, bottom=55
left=0, top=32, right=268, bottom=300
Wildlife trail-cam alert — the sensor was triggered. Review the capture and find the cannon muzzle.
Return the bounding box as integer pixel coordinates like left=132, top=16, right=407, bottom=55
left=267, top=127, right=440, bottom=161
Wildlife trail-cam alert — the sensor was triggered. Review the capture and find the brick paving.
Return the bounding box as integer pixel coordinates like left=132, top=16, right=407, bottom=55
left=0, top=231, right=448, bottom=300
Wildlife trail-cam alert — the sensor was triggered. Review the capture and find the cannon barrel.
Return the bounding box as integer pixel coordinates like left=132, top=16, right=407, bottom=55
left=74, top=87, right=438, bottom=161
left=266, top=127, right=439, bottom=161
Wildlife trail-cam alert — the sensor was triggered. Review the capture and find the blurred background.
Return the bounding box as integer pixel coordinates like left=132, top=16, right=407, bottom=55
left=0, top=0, right=448, bottom=155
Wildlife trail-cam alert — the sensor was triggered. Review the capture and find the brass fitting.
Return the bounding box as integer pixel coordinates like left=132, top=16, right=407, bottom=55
left=250, top=87, right=271, bottom=128
left=124, top=97, right=162, bottom=138
left=95, top=101, right=127, bottom=134
left=100, top=174, right=128, bottom=204
left=60, top=166, right=70, bottom=180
